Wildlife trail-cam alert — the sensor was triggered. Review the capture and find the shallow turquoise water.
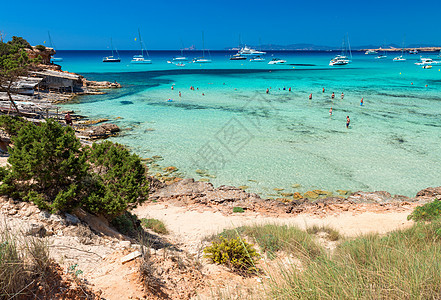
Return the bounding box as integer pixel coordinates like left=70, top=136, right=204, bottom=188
left=58, top=50, right=441, bottom=197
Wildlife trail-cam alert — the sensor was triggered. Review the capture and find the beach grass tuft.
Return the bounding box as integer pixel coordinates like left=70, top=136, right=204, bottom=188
left=141, top=218, right=168, bottom=235
left=266, top=219, right=441, bottom=299
left=306, top=224, right=341, bottom=241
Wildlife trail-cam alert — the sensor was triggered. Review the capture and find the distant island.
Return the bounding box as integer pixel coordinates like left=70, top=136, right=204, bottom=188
left=225, top=43, right=441, bottom=51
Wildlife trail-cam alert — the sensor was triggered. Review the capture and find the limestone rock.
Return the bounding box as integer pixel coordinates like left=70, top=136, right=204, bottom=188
left=26, top=223, right=46, bottom=237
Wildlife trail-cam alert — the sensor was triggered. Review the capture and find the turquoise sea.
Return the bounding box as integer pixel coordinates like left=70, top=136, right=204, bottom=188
left=58, top=50, right=441, bottom=197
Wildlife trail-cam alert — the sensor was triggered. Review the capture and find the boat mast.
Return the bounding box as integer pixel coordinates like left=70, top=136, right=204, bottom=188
left=138, top=28, right=144, bottom=56
left=347, top=34, right=352, bottom=60
left=110, top=38, right=115, bottom=57
left=202, top=31, right=205, bottom=58
left=48, top=31, right=55, bottom=50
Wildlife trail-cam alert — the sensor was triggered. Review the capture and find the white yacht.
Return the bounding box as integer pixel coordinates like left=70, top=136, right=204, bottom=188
left=238, top=45, right=266, bottom=56
left=415, top=57, right=440, bottom=65
left=103, top=38, right=121, bottom=62
left=131, top=29, right=152, bottom=64
left=329, top=55, right=350, bottom=66
left=268, top=58, right=286, bottom=65
left=330, top=35, right=352, bottom=66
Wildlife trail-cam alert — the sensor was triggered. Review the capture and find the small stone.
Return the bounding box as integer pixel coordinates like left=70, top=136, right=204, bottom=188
left=274, top=188, right=284, bottom=191
left=38, top=211, right=51, bottom=220
left=26, top=224, right=46, bottom=237
left=238, top=185, right=249, bottom=190
left=280, top=193, right=294, bottom=197
left=293, top=192, right=303, bottom=199
left=121, top=251, right=142, bottom=264
left=65, top=213, right=80, bottom=225
left=8, top=209, right=17, bottom=215
left=303, top=191, right=319, bottom=199
left=119, top=241, right=131, bottom=249
left=198, top=178, right=210, bottom=182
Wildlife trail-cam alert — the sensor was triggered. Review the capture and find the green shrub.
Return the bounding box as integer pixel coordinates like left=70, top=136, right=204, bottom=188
left=0, top=115, right=29, bottom=136
left=35, top=45, right=46, bottom=51
left=2, top=119, right=148, bottom=218
left=233, top=207, right=245, bottom=213
left=141, top=218, right=168, bottom=234
left=24, top=191, right=49, bottom=210
left=86, top=141, right=149, bottom=217
left=7, top=119, right=88, bottom=208
left=408, top=198, right=441, bottom=222
left=204, top=237, right=259, bottom=274
left=110, top=211, right=139, bottom=236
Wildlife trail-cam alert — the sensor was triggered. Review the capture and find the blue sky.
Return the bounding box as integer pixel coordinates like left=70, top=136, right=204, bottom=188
left=1, top=0, right=440, bottom=50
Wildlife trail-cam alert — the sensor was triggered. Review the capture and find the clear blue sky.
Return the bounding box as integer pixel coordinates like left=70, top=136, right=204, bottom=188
left=1, top=0, right=440, bottom=50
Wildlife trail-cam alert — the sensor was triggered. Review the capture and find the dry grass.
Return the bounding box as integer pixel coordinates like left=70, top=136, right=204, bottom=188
left=306, top=224, right=341, bottom=241
left=0, top=225, right=50, bottom=299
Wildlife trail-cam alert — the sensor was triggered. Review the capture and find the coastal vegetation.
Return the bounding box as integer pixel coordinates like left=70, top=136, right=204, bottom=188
left=204, top=213, right=441, bottom=299
left=407, top=198, right=441, bottom=221
left=0, top=36, right=41, bottom=114
left=203, top=236, right=260, bottom=274
left=140, top=218, right=168, bottom=234
left=0, top=116, right=149, bottom=219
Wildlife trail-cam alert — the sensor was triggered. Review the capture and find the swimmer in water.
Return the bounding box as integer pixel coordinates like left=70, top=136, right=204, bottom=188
left=341, top=92, right=344, bottom=99
left=266, top=88, right=269, bottom=94
left=309, top=93, right=312, bottom=100
left=329, top=107, right=333, bottom=116
left=179, top=91, right=181, bottom=97
left=331, top=92, right=335, bottom=99
left=323, top=87, right=325, bottom=93
left=346, top=116, right=350, bottom=128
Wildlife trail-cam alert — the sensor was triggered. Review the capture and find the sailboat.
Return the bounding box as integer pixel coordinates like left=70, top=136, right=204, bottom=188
left=131, top=29, right=152, bottom=64
left=48, top=32, right=63, bottom=62
left=103, top=38, right=121, bottom=62
left=329, top=35, right=352, bottom=66
left=193, top=31, right=212, bottom=63
left=375, top=47, right=387, bottom=59
left=172, top=40, right=188, bottom=62
left=393, top=39, right=406, bottom=62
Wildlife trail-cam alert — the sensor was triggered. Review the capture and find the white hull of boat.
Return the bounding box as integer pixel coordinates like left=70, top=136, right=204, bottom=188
left=193, top=58, right=212, bottom=63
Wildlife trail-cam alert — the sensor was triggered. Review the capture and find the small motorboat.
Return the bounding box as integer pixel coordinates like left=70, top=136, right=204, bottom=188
left=172, top=56, right=188, bottom=62
left=103, top=56, right=121, bottom=63
left=268, top=58, right=286, bottom=65
left=365, top=50, right=378, bottom=55
left=193, top=57, right=212, bottom=63
left=422, top=65, right=432, bottom=69
left=131, top=55, right=152, bottom=64
left=230, top=54, right=247, bottom=60
left=249, top=56, right=265, bottom=62
left=415, top=57, right=440, bottom=65
left=409, top=49, right=418, bottom=54
left=393, top=55, right=406, bottom=62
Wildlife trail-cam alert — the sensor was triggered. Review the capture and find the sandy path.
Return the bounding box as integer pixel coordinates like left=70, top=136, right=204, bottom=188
left=133, top=203, right=413, bottom=252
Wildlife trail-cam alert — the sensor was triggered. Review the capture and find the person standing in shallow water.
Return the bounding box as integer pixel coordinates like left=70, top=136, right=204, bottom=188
left=360, top=97, right=364, bottom=106
left=65, top=112, right=73, bottom=126
left=331, top=92, right=335, bottom=99
left=346, top=116, right=350, bottom=128
left=341, top=92, right=344, bottom=99
left=329, top=107, right=333, bottom=116
left=309, top=93, right=312, bottom=100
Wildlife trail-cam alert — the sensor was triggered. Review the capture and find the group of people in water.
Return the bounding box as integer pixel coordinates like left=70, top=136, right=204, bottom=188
left=168, top=84, right=364, bottom=129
